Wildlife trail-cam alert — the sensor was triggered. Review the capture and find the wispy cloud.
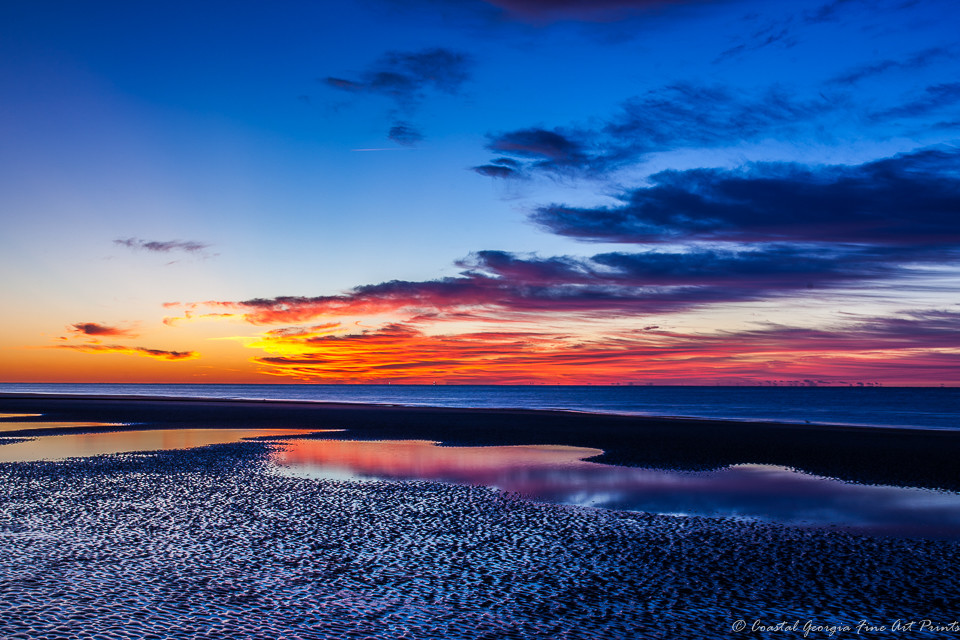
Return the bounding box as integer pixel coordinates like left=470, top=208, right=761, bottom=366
left=828, top=46, right=952, bottom=85
left=114, top=237, right=212, bottom=255
left=387, top=122, right=425, bottom=146
left=161, top=309, right=240, bottom=327
left=323, top=47, right=472, bottom=145
left=55, top=344, right=200, bottom=361
left=717, top=0, right=867, bottom=63
left=870, top=82, right=960, bottom=121
left=230, top=309, right=960, bottom=384
left=802, top=0, right=860, bottom=24
left=475, top=83, right=837, bottom=178
left=715, top=22, right=796, bottom=62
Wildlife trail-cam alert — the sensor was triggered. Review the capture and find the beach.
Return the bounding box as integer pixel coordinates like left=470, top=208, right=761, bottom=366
left=1, top=393, right=959, bottom=638
left=3, top=392, right=960, bottom=490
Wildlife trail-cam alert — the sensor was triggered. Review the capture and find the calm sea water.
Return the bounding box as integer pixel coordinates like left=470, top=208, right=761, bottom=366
left=1, top=383, right=958, bottom=430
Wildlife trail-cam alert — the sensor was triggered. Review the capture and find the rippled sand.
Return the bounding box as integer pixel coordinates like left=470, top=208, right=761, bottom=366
left=0, top=441, right=957, bottom=639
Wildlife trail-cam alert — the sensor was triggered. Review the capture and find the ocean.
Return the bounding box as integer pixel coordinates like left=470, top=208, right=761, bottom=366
left=1, top=383, right=957, bottom=430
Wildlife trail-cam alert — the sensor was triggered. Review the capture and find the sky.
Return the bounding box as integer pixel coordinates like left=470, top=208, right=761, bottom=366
left=1, top=0, right=958, bottom=385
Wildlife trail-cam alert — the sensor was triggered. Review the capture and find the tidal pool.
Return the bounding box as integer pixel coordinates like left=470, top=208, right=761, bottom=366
left=0, top=420, right=127, bottom=434
left=271, top=438, right=960, bottom=538
left=0, top=428, right=322, bottom=463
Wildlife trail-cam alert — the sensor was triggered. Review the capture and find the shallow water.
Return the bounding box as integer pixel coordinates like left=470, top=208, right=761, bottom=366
left=0, top=420, right=125, bottom=433
left=0, top=428, right=320, bottom=463
left=3, top=420, right=959, bottom=538
left=272, top=438, right=960, bottom=538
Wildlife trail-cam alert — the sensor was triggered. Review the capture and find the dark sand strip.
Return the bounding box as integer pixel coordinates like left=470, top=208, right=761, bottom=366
left=2, top=392, right=959, bottom=490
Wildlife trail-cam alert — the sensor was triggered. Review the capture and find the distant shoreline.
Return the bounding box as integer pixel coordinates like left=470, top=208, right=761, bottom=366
left=3, top=392, right=960, bottom=492
left=0, top=389, right=946, bottom=430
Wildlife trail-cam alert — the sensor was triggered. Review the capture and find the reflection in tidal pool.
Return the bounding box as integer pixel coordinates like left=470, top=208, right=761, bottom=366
left=0, top=428, right=321, bottom=463
left=272, top=438, right=960, bottom=538
left=0, top=421, right=127, bottom=434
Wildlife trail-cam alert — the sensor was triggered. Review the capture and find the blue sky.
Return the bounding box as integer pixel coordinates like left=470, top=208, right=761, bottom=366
left=2, top=0, right=959, bottom=384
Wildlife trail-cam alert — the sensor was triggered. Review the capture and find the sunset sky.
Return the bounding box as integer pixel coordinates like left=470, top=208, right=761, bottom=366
left=2, top=0, right=958, bottom=385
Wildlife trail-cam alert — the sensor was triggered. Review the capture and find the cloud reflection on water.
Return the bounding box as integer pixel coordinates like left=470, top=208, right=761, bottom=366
left=272, top=439, right=960, bottom=538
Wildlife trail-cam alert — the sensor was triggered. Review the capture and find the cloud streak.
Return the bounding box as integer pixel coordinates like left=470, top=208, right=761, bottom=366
left=181, top=239, right=924, bottom=329
left=870, top=82, right=960, bottom=122
left=114, top=238, right=211, bottom=255
left=238, top=309, right=960, bottom=384
left=829, top=46, right=952, bottom=86
left=56, top=344, right=200, bottom=361
left=476, top=83, right=837, bottom=177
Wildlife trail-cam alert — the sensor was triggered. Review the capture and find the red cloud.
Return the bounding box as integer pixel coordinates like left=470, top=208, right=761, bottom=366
left=195, top=245, right=894, bottom=326
left=241, top=311, right=960, bottom=386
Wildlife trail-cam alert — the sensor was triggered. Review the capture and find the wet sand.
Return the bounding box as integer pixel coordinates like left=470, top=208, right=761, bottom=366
left=2, top=392, right=960, bottom=490
left=1, top=393, right=958, bottom=638
left=1, top=441, right=958, bottom=639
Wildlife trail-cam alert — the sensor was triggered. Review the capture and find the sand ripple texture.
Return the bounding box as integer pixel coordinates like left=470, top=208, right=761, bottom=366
left=0, top=442, right=957, bottom=639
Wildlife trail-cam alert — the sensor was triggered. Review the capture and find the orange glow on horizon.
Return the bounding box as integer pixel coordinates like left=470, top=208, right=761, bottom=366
left=4, top=300, right=958, bottom=386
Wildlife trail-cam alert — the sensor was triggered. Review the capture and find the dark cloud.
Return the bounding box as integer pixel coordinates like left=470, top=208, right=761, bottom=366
left=214, top=239, right=914, bottom=326
left=531, top=148, right=960, bottom=246
left=323, top=48, right=472, bottom=106
left=323, top=47, right=471, bottom=145
left=114, top=238, right=211, bottom=254
left=473, top=164, right=520, bottom=178
left=472, top=157, right=523, bottom=178
left=587, top=247, right=895, bottom=285
left=479, top=84, right=835, bottom=177
left=829, top=46, right=951, bottom=85
left=487, top=127, right=590, bottom=167
left=462, top=245, right=908, bottom=292
left=480, top=127, right=596, bottom=176
left=69, top=322, right=136, bottom=338
left=387, top=122, right=425, bottom=146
